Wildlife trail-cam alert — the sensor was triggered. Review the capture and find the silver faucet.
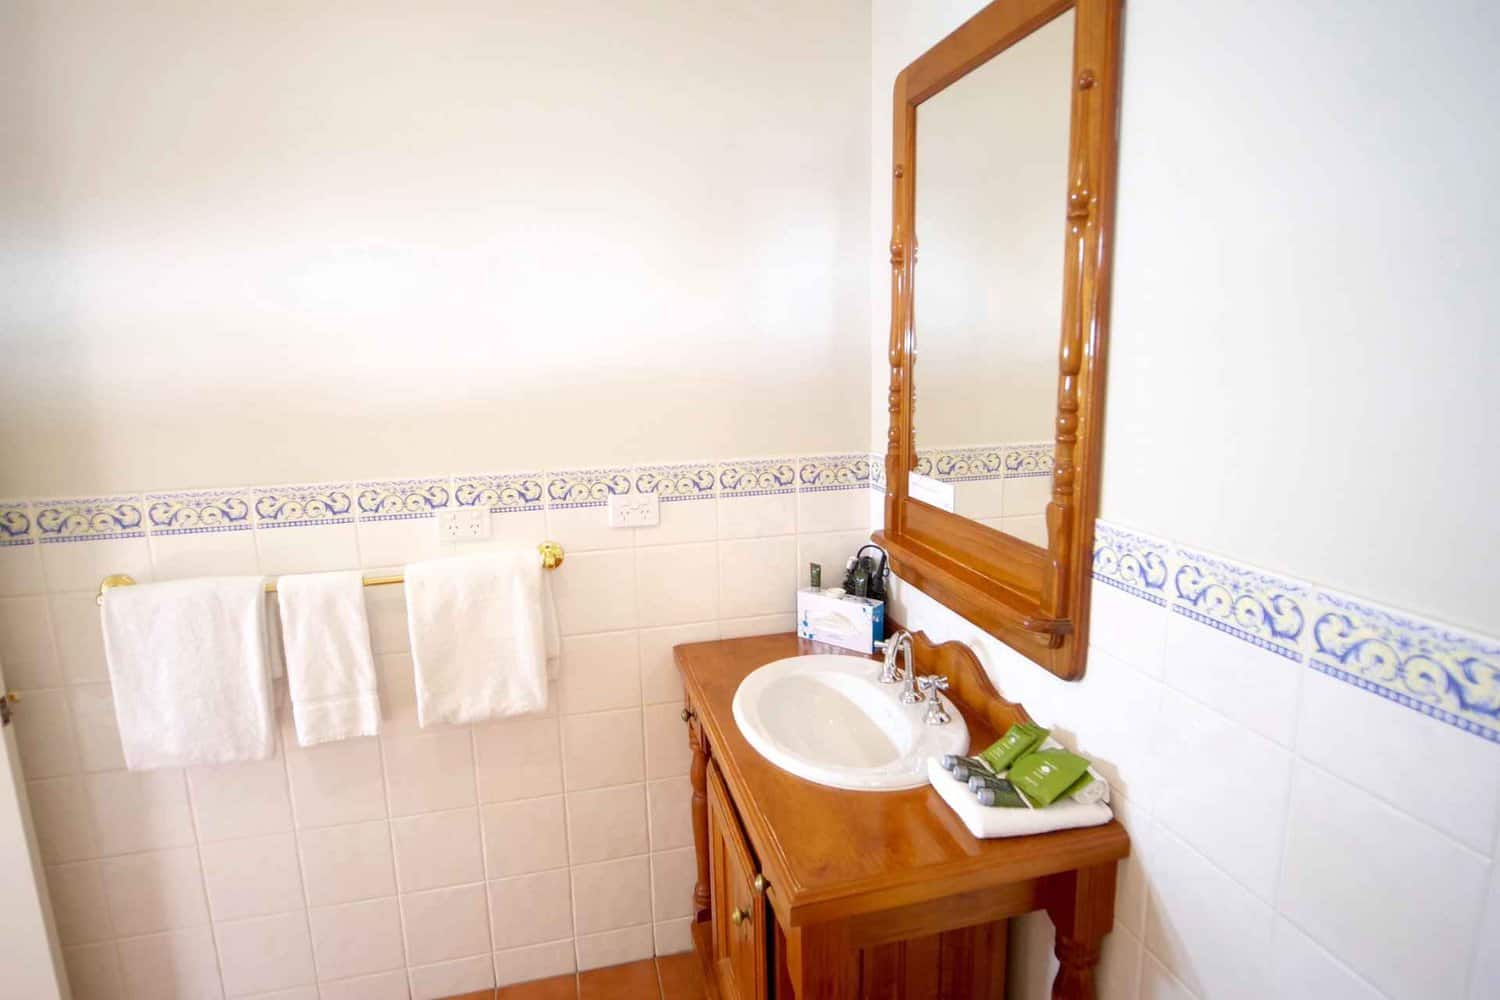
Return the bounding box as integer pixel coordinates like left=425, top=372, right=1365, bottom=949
left=876, top=630, right=923, bottom=704
left=918, top=675, right=952, bottom=725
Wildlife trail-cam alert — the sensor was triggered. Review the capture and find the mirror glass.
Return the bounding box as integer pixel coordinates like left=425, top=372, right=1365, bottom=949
left=910, top=10, right=1073, bottom=546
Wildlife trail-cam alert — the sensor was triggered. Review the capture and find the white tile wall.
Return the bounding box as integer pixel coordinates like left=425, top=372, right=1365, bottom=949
left=27, top=464, right=1496, bottom=997
left=3, top=457, right=874, bottom=994
left=897, top=514, right=1500, bottom=1000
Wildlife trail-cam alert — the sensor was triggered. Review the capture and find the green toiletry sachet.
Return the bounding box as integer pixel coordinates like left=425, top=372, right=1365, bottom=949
left=1007, top=749, right=1093, bottom=807
left=973, top=776, right=1029, bottom=808
left=977, top=723, right=1050, bottom=774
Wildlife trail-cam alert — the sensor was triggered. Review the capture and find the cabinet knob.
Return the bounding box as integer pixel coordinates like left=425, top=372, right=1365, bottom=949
left=729, top=906, right=750, bottom=927
left=752, top=874, right=768, bottom=893
left=680, top=707, right=695, bottom=723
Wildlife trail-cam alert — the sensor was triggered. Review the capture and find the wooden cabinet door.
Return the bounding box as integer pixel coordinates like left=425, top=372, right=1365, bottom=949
left=707, top=761, right=768, bottom=1000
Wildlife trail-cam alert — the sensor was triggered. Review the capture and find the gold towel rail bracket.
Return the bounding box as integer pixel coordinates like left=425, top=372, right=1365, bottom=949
left=97, top=540, right=564, bottom=605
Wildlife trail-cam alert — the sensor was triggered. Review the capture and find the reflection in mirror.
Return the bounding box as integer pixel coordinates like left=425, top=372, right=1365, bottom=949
left=910, top=10, right=1073, bottom=547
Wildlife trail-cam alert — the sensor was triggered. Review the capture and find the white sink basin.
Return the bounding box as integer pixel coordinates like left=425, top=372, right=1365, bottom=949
left=732, top=654, right=969, bottom=791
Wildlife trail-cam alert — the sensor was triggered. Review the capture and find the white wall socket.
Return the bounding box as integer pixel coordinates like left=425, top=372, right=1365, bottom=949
left=608, top=491, right=660, bottom=528
left=438, top=507, right=490, bottom=542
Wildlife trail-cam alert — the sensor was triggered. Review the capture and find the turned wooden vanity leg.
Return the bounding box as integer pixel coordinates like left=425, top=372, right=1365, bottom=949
left=1044, top=861, right=1117, bottom=1000
left=685, top=703, right=711, bottom=922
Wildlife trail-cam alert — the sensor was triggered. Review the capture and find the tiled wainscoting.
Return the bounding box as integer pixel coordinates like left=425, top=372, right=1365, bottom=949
left=0, top=455, right=872, bottom=1000
left=890, top=517, right=1500, bottom=1000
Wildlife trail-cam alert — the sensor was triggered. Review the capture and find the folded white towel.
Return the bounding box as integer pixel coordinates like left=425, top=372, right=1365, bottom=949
left=101, top=577, right=276, bottom=770
left=276, top=571, right=381, bottom=746
left=926, top=758, right=1112, bottom=838
left=404, top=550, right=557, bottom=726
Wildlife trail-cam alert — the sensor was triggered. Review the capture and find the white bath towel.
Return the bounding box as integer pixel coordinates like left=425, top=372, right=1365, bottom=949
left=404, top=549, right=557, bottom=726
left=101, top=577, right=276, bottom=770
left=276, top=571, right=381, bottom=746
left=926, top=758, right=1112, bottom=838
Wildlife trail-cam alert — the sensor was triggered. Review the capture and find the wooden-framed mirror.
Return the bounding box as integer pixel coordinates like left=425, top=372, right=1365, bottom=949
left=872, top=0, right=1123, bottom=681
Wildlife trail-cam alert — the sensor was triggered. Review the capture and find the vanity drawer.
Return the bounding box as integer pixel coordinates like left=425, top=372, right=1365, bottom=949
left=707, top=760, right=769, bottom=1000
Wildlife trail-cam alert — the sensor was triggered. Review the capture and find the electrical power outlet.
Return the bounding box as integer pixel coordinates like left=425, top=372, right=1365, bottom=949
left=438, top=507, right=491, bottom=542
left=607, top=491, right=660, bottom=528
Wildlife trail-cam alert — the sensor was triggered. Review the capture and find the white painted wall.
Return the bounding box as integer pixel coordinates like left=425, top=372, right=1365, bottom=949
left=0, top=0, right=871, bottom=497
left=874, top=0, right=1500, bottom=634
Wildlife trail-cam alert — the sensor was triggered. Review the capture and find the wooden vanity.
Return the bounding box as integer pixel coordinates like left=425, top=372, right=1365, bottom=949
left=676, top=632, right=1130, bottom=1000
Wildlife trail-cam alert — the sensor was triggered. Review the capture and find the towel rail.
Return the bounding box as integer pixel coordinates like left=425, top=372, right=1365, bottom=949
left=96, top=540, right=565, bottom=605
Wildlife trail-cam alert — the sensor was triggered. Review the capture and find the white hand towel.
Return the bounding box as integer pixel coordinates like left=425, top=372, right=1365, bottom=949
left=404, top=549, right=555, bottom=726
left=926, top=758, right=1112, bottom=838
left=276, top=571, right=381, bottom=746
left=101, top=577, right=276, bottom=770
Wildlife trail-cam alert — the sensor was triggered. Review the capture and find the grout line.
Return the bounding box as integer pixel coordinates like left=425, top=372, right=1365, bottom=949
left=469, top=724, right=498, bottom=990
left=281, top=723, right=325, bottom=990
left=1272, top=909, right=1391, bottom=1000
left=1269, top=608, right=1314, bottom=917
left=179, top=770, right=232, bottom=997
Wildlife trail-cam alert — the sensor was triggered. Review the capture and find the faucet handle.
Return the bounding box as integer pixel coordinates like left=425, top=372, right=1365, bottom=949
left=918, top=675, right=952, bottom=726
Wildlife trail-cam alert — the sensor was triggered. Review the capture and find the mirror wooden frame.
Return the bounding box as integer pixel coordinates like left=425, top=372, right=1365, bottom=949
left=873, top=0, right=1123, bottom=681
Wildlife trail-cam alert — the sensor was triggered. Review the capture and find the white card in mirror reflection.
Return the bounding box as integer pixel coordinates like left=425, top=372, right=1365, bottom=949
left=908, top=472, right=955, bottom=512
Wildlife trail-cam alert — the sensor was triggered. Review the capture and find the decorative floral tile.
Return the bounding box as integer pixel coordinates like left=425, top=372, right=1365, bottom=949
left=917, top=446, right=1005, bottom=483
left=0, top=502, right=33, bottom=546
left=34, top=496, right=146, bottom=542
left=868, top=453, right=887, bottom=490
left=145, top=490, right=254, bottom=535
left=1171, top=547, right=1309, bottom=660
left=253, top=484, right=355, bottom=528
left=1092, top=522, right=1171, bottom=606
left=634, top=463, right=716, bottom=502
left=1309, top=592, right=1500, bottom=744
left=1001, top=442, right=1055, bottom=480
left=546, top=467, right=632, bottom=509
left=354, top=478, right=452, bottom=521
left=797, top=454, right=870, bottom=492
left=718, top=459, right=797, bottom=497
left=453, top=473, right=545, bottom=513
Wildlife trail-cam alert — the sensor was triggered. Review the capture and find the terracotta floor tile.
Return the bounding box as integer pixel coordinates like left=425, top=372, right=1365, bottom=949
left=495, top=973, right=579, bottom=1000
left=656, top=952, right=708, bottom=999
left=578, top=958, right=662, bottom=999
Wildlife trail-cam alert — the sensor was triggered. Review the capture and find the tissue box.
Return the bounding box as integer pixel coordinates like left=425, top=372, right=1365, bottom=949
left=796, top=588, right=884, bottom=654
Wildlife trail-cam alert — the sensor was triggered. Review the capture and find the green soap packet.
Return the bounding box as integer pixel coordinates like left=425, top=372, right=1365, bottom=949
left=977, top=723, right=1050, bottom=774
left=1008, top=749, right=1092, bottom=807
left=1064, top=771, right=1094, bottom=800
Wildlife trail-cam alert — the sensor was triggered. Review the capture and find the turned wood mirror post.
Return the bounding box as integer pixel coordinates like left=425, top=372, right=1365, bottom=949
left=874, top=0, right=1123, bottom=680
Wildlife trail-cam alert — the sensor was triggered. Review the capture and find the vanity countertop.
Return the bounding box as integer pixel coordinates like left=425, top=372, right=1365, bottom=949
left=675, top=632, right=1131, bottom=929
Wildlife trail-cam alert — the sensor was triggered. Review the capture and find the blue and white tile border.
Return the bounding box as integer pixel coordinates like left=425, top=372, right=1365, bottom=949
left=718, top=458, right=797, bottom=497
left=1309, top=591, right=1500, bottom=745
left=635, top=463, right=716, bottom=502
left=1092, top=519, right=1500, bottom=745
left=546, top=467, right=633, bottom=509
left=0, top=502, right=33, bottom=547
left=35, top=496, right=146, bottom=542
left=354, top=479, right=452, bottom=522
left=1171, top=549, right=1308, bottom=661
left=797, top=454, right=869, bottom=493
left=146, top=490, right=254, bottom=535
left=1092, top=523, right=1171, bottom=606
left=909, top=440, right=1055, bottom=483
left=253, top=484, right=355, bottom=528
left=453, top=473, right=545, bottom=513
